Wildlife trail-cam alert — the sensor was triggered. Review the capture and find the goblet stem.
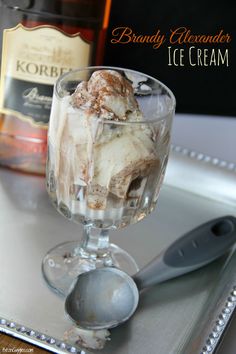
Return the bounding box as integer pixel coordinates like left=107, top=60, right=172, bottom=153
left=81, top=225, right=111, bottom=259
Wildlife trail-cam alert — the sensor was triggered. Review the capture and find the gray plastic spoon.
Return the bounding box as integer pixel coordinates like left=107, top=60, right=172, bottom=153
left=65, top=215, right=236, bottom=330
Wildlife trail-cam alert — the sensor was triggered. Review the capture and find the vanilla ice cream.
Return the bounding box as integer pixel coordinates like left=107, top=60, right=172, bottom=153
left=47, top=69, right=166, bottom=227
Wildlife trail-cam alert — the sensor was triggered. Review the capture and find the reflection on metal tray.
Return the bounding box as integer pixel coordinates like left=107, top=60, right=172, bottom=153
left=0, top=145, right=236, bottom=354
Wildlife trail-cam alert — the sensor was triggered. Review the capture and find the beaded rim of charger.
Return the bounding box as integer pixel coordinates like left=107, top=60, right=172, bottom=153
left=200, top=285, right=236, bottom=354
left=0, top=145, right=236, bottom=354
left=171, top=145, right=236, bottom=172
left=0, top=317, right=84, bottom=354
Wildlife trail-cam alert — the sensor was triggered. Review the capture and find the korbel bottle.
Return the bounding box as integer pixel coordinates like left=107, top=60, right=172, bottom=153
left=0, top=0, right=111, bottom=174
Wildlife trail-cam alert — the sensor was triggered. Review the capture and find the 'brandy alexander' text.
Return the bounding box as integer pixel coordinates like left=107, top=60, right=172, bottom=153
left=111, top=26, right=232, bottom=67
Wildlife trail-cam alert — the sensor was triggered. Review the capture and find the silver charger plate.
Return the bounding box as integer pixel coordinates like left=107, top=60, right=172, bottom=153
left=0, top=145, right=236, bottom=354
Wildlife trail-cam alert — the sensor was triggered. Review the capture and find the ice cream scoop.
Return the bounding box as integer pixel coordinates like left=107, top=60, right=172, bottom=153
left=65, top=215, right=236, bottom=330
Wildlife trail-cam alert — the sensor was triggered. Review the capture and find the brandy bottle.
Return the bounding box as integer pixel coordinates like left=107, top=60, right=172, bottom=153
left=0, top=0, right=111, bottom=174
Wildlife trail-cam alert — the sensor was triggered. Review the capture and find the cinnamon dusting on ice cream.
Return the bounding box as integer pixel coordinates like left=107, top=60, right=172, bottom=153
left=71, top=70, right=141, bottom=121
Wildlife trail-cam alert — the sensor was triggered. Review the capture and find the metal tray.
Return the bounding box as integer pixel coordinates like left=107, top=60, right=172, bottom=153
left=0, top=145, right=236, bottom=354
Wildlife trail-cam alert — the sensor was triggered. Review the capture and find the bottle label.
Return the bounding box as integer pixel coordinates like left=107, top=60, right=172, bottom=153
left=0, top=24, right=91, bottom=128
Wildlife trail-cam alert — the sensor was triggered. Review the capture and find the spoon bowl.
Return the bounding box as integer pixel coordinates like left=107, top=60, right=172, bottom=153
left=65, top=268, right=139, bottom=329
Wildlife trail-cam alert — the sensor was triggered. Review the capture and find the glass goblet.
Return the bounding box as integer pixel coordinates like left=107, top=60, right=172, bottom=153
left=42, top=66, right=175, bottom=296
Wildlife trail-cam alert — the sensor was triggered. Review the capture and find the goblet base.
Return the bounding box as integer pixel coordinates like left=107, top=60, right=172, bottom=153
left=42, top=241, right=139, bottom=296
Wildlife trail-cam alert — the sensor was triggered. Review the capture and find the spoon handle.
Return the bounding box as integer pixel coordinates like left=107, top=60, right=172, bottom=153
left=133, top=215, right=236, bottom=290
